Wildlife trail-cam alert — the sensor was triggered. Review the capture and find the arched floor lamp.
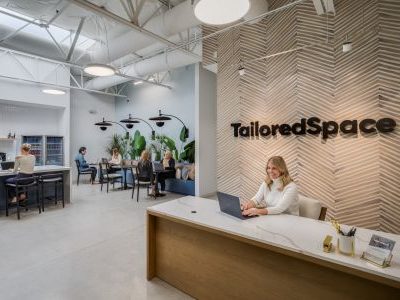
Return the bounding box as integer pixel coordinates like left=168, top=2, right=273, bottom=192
left=148, top=110, right=189, bottom=140
left=120, top=114, right=156, bottom=140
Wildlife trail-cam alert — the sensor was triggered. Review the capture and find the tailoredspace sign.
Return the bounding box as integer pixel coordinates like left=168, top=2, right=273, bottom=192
left=231, top=117, right=397, bottom=139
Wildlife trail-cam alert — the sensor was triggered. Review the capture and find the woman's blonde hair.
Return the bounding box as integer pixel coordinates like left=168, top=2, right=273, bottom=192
left=21, top=143, right=31, bottom=152
left=140, top=149, right=151, bottom=161
left=265, top=156, right=293, bottom=191
left=164, top=150, right=172, bottom=159
left=112, top=148, right=119, bottom=155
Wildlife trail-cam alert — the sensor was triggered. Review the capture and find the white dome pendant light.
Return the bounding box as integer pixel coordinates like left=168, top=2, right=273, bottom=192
left=193, top=0, right=250, bottom=26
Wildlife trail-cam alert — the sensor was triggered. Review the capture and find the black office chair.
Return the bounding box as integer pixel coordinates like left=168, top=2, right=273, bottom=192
left=132, top=164, right=153, bottom=202
left=75, top=160, right=93, bottom=185
left=39, top=173, right=64, bottom=211
left=5, top=176, right=41, bottom=220
left=99, top=162, right=123, bottom=193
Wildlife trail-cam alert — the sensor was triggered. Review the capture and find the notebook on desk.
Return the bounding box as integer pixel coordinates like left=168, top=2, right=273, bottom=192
left=217, top=191, right=257, bottom=220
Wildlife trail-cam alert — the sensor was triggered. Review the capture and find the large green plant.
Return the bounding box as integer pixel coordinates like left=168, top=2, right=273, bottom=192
left=106, top=134, right=128, bottom=158
left=129, top=130, right=146, bottom=159
left=151, top=134, right=180, bottom=161
left=179, top=140, right=195, bottom=163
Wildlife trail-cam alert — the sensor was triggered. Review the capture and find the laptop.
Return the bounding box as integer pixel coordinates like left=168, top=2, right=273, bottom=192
left=217, top=191, right=257, bottom=220
left=152, top=161, right=165, bottom=172
left=1, top=161, right=14, bottom=171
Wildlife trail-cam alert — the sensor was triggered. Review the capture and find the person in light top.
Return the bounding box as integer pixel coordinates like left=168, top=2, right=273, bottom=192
left=242, top=156, right=299, bottom=217
left=6, top=143, right=36, bottom=203
left=109, top=148, right=122, bottom=165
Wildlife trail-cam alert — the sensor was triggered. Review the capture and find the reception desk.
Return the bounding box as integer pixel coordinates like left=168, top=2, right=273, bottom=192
left=0, top=165, right=70, bottom=210
left=147, top=196, right=400, bottom=299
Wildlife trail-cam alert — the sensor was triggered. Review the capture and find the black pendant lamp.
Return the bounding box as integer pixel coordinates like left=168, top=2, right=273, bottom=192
left=94, top=117, right=129, bottom=139
left=149, top=110, right=189, bottom=140
left=120, top=114, right=156, bottom=140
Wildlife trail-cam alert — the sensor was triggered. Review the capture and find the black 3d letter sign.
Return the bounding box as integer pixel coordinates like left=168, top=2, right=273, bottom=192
left=231, top=117, right=396, bottom=139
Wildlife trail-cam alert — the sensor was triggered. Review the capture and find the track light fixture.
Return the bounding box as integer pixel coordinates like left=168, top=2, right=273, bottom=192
left=343, top=34, right=352, bottom=53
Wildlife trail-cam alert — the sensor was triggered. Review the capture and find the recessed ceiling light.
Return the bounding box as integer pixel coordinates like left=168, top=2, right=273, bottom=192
left=133, top=80, right=143, bottom=85
left=42, top=88, right=66, bottom=95
left=193, top=0, right=250, bottom=25
left=84, top=63, right=116, bottom=76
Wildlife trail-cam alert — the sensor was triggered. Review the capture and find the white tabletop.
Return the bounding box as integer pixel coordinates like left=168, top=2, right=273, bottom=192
left=147, top=196, right=400, bottom=283
left=0, top=165, right=70, bottom=177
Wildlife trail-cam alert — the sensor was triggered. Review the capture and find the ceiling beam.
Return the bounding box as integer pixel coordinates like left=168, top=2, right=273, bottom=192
left=66, top=17, right=86, bottom=61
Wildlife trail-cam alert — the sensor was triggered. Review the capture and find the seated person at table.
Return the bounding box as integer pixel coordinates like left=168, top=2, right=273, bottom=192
left=137, top=150, right=153, bottom=182
left=157, top=150, right=176, bottom=192
left=242, top=156, right=299, bottom=217
left=75, top=146, right=97, bottom=183
left=109, top=148, right=122, bottom=165
left=5, top=143, right=35, bottom=203
left=107, top=148, right=122, bottom=174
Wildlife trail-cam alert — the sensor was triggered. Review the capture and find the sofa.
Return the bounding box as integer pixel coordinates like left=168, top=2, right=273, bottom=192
left=165, top=178, right=195, bottom=196
left=164, top=163, right=195, bottom=196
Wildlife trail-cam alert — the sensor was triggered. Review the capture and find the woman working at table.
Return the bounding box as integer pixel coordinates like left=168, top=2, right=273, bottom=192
left=157, top=151, right=175, bottom=192
left=242, top=156, right=299, bottom=216
left=5, top=143, right=35, bottom=203
left=109, top=148, right=122, bottom=165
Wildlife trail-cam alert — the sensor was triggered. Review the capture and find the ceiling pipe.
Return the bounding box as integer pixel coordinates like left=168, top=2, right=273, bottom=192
left=84, top=0, right=268, bottom=63
left=71, top=0, right=202, bottom=63
left=85, top=44, right=201, bottom=90
left=84, top=0, right=268, bottom=90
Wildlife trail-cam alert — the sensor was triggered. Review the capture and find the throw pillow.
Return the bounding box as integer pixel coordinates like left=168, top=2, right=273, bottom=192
left=181, top=166, right=190, bottom=180
left=188, top=164, right=195, bottom=180
left=175, top=168, right=182, bottom=179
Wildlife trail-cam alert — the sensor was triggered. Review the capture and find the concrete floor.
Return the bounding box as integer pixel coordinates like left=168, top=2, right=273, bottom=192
left=0, top=183, right=193, bottom=300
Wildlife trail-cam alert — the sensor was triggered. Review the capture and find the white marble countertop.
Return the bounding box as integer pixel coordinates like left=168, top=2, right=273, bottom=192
left=147, top=196, right=400, bottom=283
left=0, top=165, right=70, bottom=177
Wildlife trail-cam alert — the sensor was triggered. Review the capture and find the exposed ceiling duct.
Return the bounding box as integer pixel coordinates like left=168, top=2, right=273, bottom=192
left=85, top=44, right=201, bottom=90
left=84, top=0, right=269, bottom=90
left=75, top=0, right=201, bottom=63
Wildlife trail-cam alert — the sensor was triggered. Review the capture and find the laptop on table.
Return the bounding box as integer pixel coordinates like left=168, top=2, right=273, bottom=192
left=1, top=161, right=14, bottom=171
left=217, top=191, right=257, bottom=220
left=152, top=161, right=165, bottom=172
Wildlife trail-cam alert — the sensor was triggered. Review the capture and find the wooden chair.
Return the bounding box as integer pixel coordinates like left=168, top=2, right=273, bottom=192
left=99, top=162, right=123, bottom=193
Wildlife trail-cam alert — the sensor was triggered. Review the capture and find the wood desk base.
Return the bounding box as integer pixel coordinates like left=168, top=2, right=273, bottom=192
left=147, top=213, right=400, bottom=300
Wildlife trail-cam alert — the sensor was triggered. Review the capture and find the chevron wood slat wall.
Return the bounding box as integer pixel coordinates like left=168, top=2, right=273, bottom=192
left=209, top=0, right=400, bottom=233
left=378, top=0, right=400, bottom=233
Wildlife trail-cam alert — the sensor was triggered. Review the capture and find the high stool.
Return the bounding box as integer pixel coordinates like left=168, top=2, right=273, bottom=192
left=5, top=176, right=41, bottom=220
left=39, top=173, right=64, bottom=211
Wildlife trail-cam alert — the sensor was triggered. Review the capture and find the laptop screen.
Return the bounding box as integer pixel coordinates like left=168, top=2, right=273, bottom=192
left=1, top=161, right=14, bottom=170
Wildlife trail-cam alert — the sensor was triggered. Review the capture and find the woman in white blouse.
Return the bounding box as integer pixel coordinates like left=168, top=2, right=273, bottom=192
left=242, top=156, right=299, bottom=217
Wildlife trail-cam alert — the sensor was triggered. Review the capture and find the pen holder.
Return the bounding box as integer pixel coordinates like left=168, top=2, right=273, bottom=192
left=337, top=235, right=355, bottom=256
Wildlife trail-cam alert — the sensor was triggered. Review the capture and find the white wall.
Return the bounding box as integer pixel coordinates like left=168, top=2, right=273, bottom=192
left=70, top=90, right=116, bottom=181
left=195, top=64, right=217, bottom=196
left=0, top=102, right=64, bottom=160
left=115, top=64, right=196, bottom=154
left=0, top=52, right=70, bottom=165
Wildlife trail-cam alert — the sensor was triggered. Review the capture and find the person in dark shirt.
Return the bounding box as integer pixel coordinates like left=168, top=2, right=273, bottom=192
left=157, top=150, right=176, bottom=192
